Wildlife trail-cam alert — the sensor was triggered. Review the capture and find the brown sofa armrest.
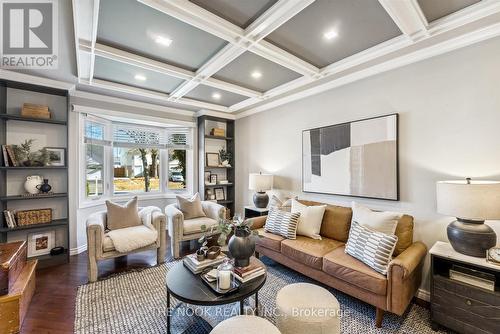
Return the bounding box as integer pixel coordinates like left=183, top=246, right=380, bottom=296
left=389, top=241, right=427, bottom=279
left=387, top=241, right=427, bottom=315
left=247, top=216, right=267, bottom=230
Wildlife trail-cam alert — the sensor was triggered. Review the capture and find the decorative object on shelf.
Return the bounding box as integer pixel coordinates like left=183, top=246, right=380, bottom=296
left=228, top=214, right=257, bottom=267
left=219, top=180, right=229, bottom=185
left=486, top=247, right=500, bottom=266
left=249, top=172, right=273, bottom=208
left=302, top=113, right=399, bottom=200
left=21, top=103, right=50, bottom=119
left=215, top=187, right=225, bottom=201
left=2, top=210, right=16, bottom=228
left=196, top=247, right=207, bottom=262
left=206, top=153, right=220, bottom=167
left=36, top=179, right=52, bottom=193
left=210, top=128, right=225, bottom=137
left=219, top=148, right=232, bottom=166
left=13, top=139, right=35, bottom=166
left=21, top=191, right=55, bottom=198
left=217, top=258, right=234, bottom=290
left=24, top=175, right=43, bottom=194
left=44, top=147, right=65, bottom=166
left=49, top=246, right=65, bottom=256
left=27, top=230, right=55, bottom=257
left=204, top=171, right=211, bottom=184
left=16, top=208, right=52, bottom=226
left=436, top=178, right=500, bottom=258
left=206, top=246, right=221, bottom=260
left=1, top=145, right=18, bottom=166
left=210, top=174, right=217, bottom=184
left=200, top=211, right=233, bottom=247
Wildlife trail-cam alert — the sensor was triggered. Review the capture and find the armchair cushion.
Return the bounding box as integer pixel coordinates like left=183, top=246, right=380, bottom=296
left=106, top=225, right=158, bottom=253
left=183, top=217, right=218, bottom=235
left=105, top=196, right=141, bottom=230
left=176, top=193, right=205, bottom=219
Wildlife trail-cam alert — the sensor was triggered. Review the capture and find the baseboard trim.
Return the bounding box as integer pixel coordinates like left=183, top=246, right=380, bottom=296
left=70, top=244, right=87, bottom=256
left=417, top=288, right=430, bottom=302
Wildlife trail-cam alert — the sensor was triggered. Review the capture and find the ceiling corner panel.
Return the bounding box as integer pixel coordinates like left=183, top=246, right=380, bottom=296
left=265, top=0, right=402, bottom=68
left=417, top=0, right=481, bottom=23
left=93, top=56, right=185, bottom=94
left=213, top=52, right=302, bottom=92
left=183, top=84, right=248, bottom=107
left=97, top=0, right=228, bottom=71
left=189, top=0, right=278, bottom=28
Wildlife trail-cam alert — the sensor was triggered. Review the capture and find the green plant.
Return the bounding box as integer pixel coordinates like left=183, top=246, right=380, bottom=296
left=198, top=212, right=259, bottom=246
left=219, top=148, right=232, bottom=164
left=12, top=139, right=36, bottom=166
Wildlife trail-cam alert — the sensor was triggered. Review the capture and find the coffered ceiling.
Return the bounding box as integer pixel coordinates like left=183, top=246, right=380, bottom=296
left=73, top=0, right=500, bottom=116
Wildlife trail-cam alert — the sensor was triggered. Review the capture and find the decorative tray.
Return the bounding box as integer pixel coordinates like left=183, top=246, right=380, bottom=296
left=200, top=268, right=240, bottom=295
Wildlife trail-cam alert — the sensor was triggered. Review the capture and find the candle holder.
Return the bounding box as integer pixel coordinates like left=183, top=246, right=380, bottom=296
left=217, top=259, right=234, bottom=291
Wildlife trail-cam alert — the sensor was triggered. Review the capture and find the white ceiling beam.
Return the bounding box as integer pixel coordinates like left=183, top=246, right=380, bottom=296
left=89, top=0, right=100, bottom=83
left=378, top=0, right=428, bottom=41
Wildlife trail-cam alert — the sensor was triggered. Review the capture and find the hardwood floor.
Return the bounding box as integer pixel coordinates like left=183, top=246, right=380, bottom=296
left=20, top=237, right=197, bottom=334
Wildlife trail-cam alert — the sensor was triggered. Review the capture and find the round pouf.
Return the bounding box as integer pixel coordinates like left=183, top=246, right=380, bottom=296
left=276, top=283, right=340, bottom=334
left=211, top=315, right=281, bottom=334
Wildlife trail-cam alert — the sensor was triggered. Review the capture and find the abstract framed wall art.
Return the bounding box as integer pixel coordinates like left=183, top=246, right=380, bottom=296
left=302, top=114, right=399, bottom=200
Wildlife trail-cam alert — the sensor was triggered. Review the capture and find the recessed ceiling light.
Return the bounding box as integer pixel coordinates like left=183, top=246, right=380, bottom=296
left=212, top=92, right=221, bottom=100
left=155, top=36, right=173, bottom=47
left=251, top=71, right=262, bottom=79
left=323, top=30, right=338, bottom=40
left=134, top=74, right=146, bottom=81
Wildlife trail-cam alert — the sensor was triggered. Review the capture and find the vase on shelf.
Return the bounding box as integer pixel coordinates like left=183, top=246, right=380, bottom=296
left=24, top=175, right=43, bottom=194
left=36, top=179, right=52, bottom=193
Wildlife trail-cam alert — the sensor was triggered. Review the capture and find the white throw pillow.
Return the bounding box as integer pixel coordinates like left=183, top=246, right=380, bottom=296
left=291, top=199, right=326, bottom=240
left=351, top=202, right=401, bottom=235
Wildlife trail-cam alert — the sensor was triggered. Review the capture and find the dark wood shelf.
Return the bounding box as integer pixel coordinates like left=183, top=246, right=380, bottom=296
left=0, top=218, right=68, bottom=232
left=217, top=200, right=233, bottom=204
left=0, top=166, right=67, bottom=170
left=204, top=165, right=233, bottom=169
left=0, top=193, right=68, bottom=201
left=204, top=183, right=233, bottom=188
left=205, top=135, right=233, bottom=140
left=0, top=113, right=67, bottom=125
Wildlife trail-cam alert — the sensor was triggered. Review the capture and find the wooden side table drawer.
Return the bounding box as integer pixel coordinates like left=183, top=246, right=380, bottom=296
left=432, top=275, right=500, bottom=333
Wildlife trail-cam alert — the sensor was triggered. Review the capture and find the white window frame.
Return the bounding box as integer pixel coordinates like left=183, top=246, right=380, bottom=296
left=78, top=113, right=195, bottom=208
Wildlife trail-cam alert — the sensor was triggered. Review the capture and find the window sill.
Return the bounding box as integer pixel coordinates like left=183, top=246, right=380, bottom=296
left=79, top=191, right=191, bottom=209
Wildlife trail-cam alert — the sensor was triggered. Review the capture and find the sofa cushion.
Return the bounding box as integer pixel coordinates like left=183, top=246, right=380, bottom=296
left=176, top=193, right=206, bottom=220
left=394, top=215, right=414, bottom=256
left=323, top=246, right=387, bottom=295
left=105, top=196, right=141, bottom=230
left=264, top=208, right=300, bottom=239
left=352, top=201, right=400, bottom=235
left=281, top=236, right=344, bottom=270
left=298, top=200, right=352, bottom=242
left=255, top=228, right=285, bottom=252
left=183, top=217, right=218, bottom=235
left=103, top=234, right=115, bottom=252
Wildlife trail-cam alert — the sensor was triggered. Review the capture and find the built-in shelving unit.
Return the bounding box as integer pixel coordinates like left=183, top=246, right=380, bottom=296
left=0, top=80, right=70, bottom=268
left=198, top=116, right=235, bottom=217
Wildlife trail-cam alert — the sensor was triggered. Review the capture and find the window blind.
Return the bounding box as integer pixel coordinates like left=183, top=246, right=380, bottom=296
left=84, top=121, right=111, bottom=146
left=112, top=123, right=166, bottom=149
left=167, top=128, right=191, bottom=150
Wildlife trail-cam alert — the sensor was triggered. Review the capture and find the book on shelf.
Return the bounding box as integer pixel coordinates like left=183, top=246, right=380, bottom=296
left=3, top=210, right=17, bottom=228
left=5, top=145, right=18, bottom=166
left=1, top=145, right=9, bottom=167
left=183, top=253, right=227, bottom=274
left=450, top=264, right=496, bottom=291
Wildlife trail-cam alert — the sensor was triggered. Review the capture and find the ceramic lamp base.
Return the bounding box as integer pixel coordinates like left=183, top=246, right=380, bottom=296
left=253, top=192, right=269, bottom=208
left=447, top=218, right=497, bottom=258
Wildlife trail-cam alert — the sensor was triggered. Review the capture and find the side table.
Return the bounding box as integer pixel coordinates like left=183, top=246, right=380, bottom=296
left=244, top=206, right=269, bottom=219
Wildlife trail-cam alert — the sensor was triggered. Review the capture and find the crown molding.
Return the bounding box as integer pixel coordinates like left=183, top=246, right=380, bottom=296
left=0, top=69, right=75, bottom=91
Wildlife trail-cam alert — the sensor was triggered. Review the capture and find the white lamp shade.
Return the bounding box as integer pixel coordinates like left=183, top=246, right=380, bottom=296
left=249, top=173, right=273, bottom=191
left=436, top=180, right=500, bottom=220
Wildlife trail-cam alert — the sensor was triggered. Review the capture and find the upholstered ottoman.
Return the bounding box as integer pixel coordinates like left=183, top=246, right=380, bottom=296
left=211, top=315, right=281, bottom=333
left=276, top=283, right=340, bottom=334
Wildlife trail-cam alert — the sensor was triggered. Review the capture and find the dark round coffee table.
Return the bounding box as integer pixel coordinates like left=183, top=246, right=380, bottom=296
left=166, top=258, right=267, bottom=333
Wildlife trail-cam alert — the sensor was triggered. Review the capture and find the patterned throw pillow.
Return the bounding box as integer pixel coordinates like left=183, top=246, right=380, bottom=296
left=264, top=208, right=301, bottom=239
left=345, top=221, right=398, bottom=275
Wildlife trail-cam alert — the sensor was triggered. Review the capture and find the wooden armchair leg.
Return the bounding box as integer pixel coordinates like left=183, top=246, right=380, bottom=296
left=375, top=308, right=384, bottom=328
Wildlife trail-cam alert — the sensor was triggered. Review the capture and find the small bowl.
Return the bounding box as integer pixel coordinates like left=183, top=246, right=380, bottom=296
left=196, top=249, right=206, bottom=262
left=206, top=246, right=221, bottom=260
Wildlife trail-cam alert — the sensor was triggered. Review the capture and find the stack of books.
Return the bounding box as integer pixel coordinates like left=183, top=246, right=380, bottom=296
left=3, top=210, right=17, bottom=228
left=449, top=264, right=496, bottom=291
left=234, top=258, right=266, bottom=283
left=1, top=145, right=18, bottom=167
left=183, top=253, right=227, bottom=274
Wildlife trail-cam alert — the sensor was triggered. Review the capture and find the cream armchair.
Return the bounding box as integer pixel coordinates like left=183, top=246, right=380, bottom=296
left=86, top=208, right=167, bottom=282
left=165, top=201, right=225, bottom=258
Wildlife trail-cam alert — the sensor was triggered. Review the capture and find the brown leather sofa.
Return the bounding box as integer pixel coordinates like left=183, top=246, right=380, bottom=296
left=249, top=200, right=427, bottom=328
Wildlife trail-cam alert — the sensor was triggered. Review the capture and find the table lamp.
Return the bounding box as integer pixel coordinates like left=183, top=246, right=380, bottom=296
left=436, top=178, right=500, bottom=257
left=249, top=172, right=273, bottom=208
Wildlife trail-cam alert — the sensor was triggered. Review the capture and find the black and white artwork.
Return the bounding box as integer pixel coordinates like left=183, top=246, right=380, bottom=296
left=302, top=114, right=398, bottom=200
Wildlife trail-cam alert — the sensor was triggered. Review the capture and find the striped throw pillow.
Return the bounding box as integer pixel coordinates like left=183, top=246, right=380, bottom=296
left=264, top=208, right=300, bottom=239
left=345, top=221, right=398, bottom=275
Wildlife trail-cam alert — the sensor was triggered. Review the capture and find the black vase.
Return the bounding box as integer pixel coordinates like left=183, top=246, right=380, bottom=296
left=228, top=227, right=255, bottom=267
left=36, top=179, right=52, bottom=193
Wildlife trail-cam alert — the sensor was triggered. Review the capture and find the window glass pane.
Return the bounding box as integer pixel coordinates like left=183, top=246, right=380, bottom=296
left=168, top=149, right=186, bottom=190
left=85, top=122, right=104, bottom=140
left=113, top=147, right=160, bottom=193
left=86, top=144, right=104, bottom=197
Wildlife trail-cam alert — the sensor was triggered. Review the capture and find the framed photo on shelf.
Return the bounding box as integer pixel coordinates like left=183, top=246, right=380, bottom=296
left=210, top=174, right=217, bottom=184
left=45, top=147, right=66, bottom=166
left=204, top=171, right=211, bottom=183
left=27, top=230, right=55, bottom=257
left=214, top=187, right=225, bottom=201
left=206, top=153, right=220, bottom=167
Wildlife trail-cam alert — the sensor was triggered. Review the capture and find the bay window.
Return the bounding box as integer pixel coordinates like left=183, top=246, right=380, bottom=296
left=82, top=115, right=193, bottom=203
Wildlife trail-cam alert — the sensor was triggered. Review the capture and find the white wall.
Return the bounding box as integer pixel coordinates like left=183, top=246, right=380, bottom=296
left=235, top=36, right=500, bottom=293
